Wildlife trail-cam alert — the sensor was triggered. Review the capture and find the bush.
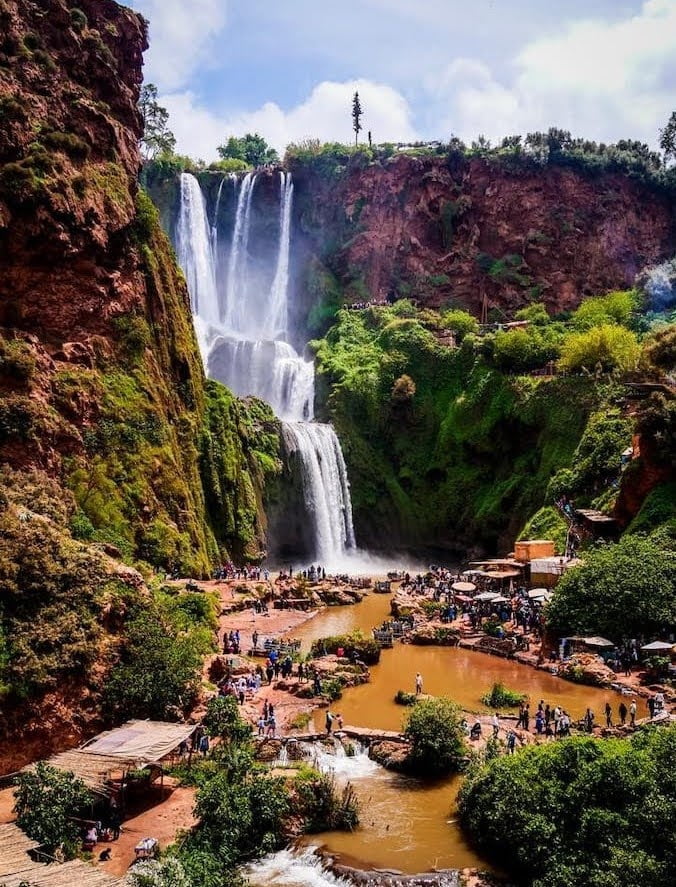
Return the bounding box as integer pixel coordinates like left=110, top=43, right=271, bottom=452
left=104, top=605, right=204, bottom=720
left=394, top=689, right=418, bottom=706
left=295, top=768, right=359, bottom=831
left=14, top=763, right=93, bottom=856
left=571, top=290, right=639, bottom=331
left=403, top=696, right=467, bottom=776
left=70, top=8, right=88, bottom=31
left=546, top=535, right=676, bottom=642
left=42, top=130, right=91, bottom=160
left=458, top=728, right=676, bottom=887
left=310, top=631, right=380, bottom=664
left=203, top=695, right=252, bottom=742
left=441, top=309, right=479, bottom=340
left=558, top=324, right=640, bottom=374
left=480, top=682, right=525, bottom=708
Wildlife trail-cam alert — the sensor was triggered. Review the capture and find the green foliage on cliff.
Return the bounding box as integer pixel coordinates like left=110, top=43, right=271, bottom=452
left=458, top=727, right=676, bottom=887
left=313, top=305, right=601, bottom=550
left=546, top=535, right=676, bottom=642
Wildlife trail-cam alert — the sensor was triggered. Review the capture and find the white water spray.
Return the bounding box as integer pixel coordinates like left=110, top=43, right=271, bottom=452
left=177, top=170, right=357, bottom=567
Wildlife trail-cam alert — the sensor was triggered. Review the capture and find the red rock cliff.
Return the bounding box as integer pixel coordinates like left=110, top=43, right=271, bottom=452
left=291, top=153, right=675, bottom=315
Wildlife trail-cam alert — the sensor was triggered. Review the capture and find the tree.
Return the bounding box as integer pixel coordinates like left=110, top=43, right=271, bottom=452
left=403, top=696, right=466, bottom=775
left=558, top=324, right=640, bottom=374
left=546, top=535, right=676, bottom=642
left=458, top=728, right=676, bottom=887
left=138, top=84, right=176, bottom=161
left=14, top=763, right=93, bottom=856
left=352, top=91, right=363, bottom=146
left=217, top=134, right=278, bottom=167
left=660, top=111, right=676, bottom=164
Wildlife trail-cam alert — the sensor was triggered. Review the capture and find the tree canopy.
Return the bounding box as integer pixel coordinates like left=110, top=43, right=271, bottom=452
left=546, top=535, right=676, bottom=642
left=403, top=696, right=466, bottom=775
left=459, top=727, right=676, bottom=887
left=659, top=111, right=676, bottom=165
left=217, top=133, right=279, bottom=167
left=138, top=84, right=176, bottom=161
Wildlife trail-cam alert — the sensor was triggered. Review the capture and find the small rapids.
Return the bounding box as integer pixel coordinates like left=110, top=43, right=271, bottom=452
left=245, top=846, right=352, bottom=887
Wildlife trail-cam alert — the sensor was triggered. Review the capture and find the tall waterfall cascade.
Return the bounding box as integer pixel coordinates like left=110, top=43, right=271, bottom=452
left=176, top=171, right=356, bottom=566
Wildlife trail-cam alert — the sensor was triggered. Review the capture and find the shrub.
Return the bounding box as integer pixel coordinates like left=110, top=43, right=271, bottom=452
left=546, top=535, right=676, bottom=642
left=310, top=631, right=380, bottom=664
left=42, top=132, right=91, bottom=162
left=321, top=677, right=343, bottom=701
left=104, top=605, right=204, bottom=720
left=296, top=771, right=360, bottom=832
left=480, top=682, right=525, bottom=708
left=571, top=290, right=639, bottom=331
left=14, top=763, right=93, bottom=856
left=203, top=695, right=252, bottom=742
left=394, top=689, right=418, bottom=706
left=0, top=337, right=36, bottom=382
left=391, top=374, right=416, bottom=403
left=70, top=8, right=88, bottom=31
left=403, top=696, right=467, bottom=776
left=458, top=728, right=676, bottom=887
left=558, top=324, right=640, bottom=374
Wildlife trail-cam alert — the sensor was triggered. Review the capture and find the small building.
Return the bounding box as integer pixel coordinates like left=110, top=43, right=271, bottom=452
left=574, top=509, right=619, bottom=540
left=529, top=556, right=581, bottom=588
left=513, top=540, right=556, bottom=563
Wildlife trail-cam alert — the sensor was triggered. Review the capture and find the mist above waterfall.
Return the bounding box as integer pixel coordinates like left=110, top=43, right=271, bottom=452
left=174, top=168, right=357, bottom=568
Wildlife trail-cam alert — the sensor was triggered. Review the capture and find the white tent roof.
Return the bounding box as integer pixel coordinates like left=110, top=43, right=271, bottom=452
left=81, top=719, right=196, bottom=763
left=641, top=640, right=674, bottom=652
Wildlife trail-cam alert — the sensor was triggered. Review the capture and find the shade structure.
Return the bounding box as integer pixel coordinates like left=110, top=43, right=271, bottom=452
left=490, top=595, right=510, bottom=604
left=640, top=640, right=674, bottom=652
left=452, top=581, right=476, bottom=593
left=475, top=591, right=500, bottom=601
left=583, top=636, right=615, bottom=648
left=528, top=588, right=549, bottom=598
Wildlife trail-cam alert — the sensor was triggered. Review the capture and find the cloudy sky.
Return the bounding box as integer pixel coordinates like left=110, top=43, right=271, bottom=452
left=128, top=0, right=676, bottom=161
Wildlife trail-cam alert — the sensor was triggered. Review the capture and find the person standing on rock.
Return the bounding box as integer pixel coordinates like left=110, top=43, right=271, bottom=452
left=630, top=699, right=637, bottom=726
left=325, top=710, right=334, bottom=735
left=604, top=702, right=612, bottom=727
left=491, top=713, right=500, bottom=737
left=619, top=701, right=627, bottom=725
left=415, top=672, right=423, bottom=695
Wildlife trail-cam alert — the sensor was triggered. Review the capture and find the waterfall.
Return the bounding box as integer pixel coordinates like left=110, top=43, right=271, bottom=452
left=224, top=172, right=256, bottom=333
left=175, top=172, right=219, bottom=360
left=208, top=337, right=315, bottom=421
left=245, top=847, right=353, bottom=887
left=283, top=423, right=356, bottom=565
left=266, top=171, right=294, bottom=339
left=176, top=170, right=357, bottom=567
left=643, top=257, right=676, bottom=311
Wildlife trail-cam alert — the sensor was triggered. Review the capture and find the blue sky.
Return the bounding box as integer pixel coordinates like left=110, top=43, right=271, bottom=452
left=128, top=0, right=676, bottom=160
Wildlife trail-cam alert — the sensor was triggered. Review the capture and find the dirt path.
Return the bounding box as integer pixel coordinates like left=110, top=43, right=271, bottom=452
left=98, top=781, right=197, bottom=877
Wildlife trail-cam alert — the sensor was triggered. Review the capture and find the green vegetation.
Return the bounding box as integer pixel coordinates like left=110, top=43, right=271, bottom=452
left=103, top=591, right=218, bottom=721
left=309, top=630, right=381, bottom=664
left=138, top=84, right=176, bottom=161
left=480, top=682, right=526, bottom=708
left=313, top=302, right=605, bottom=549
left=218, top=133, right=278, bottom=168
left=558, top=324, right=640, bottom=373
left=403, top=696, right=466, bottom=776
left=546, top=535, right=676, bottom=642
left=518, top=506, right=568, bottom=554
left=394, top=689, right=418, bottom=706
left=14, top=763, right=93, bottom=857
left=459, top=727, right=676, bottom=887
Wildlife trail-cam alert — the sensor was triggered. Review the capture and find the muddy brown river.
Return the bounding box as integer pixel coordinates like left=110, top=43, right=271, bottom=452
left=283, top=591, right=630, bottom=875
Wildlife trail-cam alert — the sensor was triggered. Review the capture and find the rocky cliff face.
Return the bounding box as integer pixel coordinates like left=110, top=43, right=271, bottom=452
left=0, top=0, right=279, bottom=768
left=289, top=153, right=675, bottom=319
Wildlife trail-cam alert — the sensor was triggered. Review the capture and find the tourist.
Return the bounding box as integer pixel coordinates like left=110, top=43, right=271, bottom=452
left=313, top=671, right=322, bottom=695
left=199, top=733, right=210, bottom=756
left=507, top=730, right=516, bottom=754
left=325, top=710, right=334, bottom=735
left=648, top=696, right=656, bottom=718
left=297, top=662, right=305, bottom=682
left=619, top=701, right=628, bottom=725
left=491, top=713, right=500, bottom=737
left=252, top=629, right=259, bottom=649
left=629, top=699, right=637, bottom=727
left=470, top=721, right=482, bottom=740
left=415, top=672, right=423, bottom=695
left=535, top=710, right=544, bottom=735
left=336, top=713, right=344, bottom=730
left=654, top=691, right=664, bottom=713
left=584, top=708, right=595, bottom=733
left=266, top=714, right=276, bottom=737
left=523, top=703, right=530, bottom=731
left=553, top=705, right=562, bottom=735
left=263, top=700, right=269, bottom=720
left=258, top=715, right=265, bottom=736
left=605, top=702, right=613, bottom=727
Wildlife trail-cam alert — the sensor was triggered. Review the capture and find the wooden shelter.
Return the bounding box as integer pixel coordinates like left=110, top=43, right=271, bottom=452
left=0, top=823, right=126, bottom=886
left=23, top=720, right=197, bottom=798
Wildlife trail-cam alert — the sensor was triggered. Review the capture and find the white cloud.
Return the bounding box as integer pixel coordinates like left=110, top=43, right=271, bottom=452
left=163, top=79, right=418, bottom=160
left=131, top=0, right=227, bottom=91
left=428, top=0, right=676, bottom=147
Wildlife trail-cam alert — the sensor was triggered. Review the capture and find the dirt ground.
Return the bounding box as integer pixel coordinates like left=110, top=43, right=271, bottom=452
left=0, top=786, right=16, bottom=823
left=98, top=780, right=197, bottom=877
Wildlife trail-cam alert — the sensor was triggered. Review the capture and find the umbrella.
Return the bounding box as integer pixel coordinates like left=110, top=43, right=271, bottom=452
left=475, top=591, right=499, bottom=602
left=640, top=640, right=674, bottom=652
left=583, top=636, right=615, bottom=648
left=454, top=593, right=473, bottom=603
left=490, top=595, right=509, bottom=604
left=452, top=581, right=476, bottom=593
left=528, top=588, right=549, bottom=599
